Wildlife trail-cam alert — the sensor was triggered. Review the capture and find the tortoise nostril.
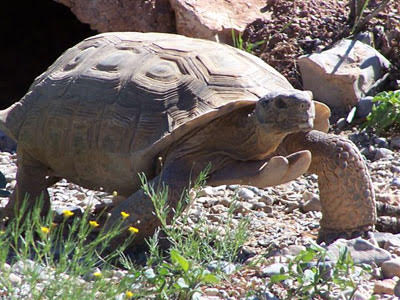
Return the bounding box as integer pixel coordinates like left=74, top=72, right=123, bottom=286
left=275, top=98, right=287, bottom=109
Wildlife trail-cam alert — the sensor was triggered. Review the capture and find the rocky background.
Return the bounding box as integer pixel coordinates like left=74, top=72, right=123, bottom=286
left=1, top=0, right=400, bottom=298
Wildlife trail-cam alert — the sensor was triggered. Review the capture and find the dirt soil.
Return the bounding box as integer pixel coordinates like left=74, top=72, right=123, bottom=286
left=243, top=0, right=400, bottom=91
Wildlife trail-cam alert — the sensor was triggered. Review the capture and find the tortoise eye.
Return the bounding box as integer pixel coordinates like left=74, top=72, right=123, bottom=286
left=275, top=98, right=288, bottom=109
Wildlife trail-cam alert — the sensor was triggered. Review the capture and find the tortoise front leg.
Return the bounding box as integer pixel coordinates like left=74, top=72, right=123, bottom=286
left=106, top=161, right=194, bottom=248
left=279, top=130, right=376, bottom=243
left=207, top=150, right=311, bottom=188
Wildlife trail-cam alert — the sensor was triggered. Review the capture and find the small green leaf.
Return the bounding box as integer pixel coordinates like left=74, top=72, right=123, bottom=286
left=201, top=273, right=220, bottom=284
left=270, top=274, right=290, bottom=283
left=296, top=249, right=316, bottom=263
left=158, top=267, right=170, bottom=276
left=170, top=249, right=190, bottom=272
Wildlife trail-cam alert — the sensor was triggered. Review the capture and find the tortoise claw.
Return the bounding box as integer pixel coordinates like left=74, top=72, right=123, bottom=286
left=316, top=225, right=374, bottom=245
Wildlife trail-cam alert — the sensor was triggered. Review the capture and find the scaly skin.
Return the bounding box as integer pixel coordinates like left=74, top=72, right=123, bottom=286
left=278, top=130, right=376, bottom=243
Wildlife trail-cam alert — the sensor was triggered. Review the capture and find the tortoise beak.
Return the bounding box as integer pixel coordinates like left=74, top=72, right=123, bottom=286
left=297, top=101, right=315, bottom=131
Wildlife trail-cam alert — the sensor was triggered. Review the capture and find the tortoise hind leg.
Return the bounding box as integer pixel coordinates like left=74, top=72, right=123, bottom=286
left=278, top=130, right=376, bottom=244
left=2, top=150, right=51, bottom=219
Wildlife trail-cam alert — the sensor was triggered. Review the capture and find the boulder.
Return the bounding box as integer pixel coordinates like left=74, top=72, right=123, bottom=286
left=54, top=0, right=175, bottom=33
left=55, top=0, right=268, bottom=45
left=326, top=238, right=391, bottom=266
left=298, top=39, right=391, bottom=109
left=160, top=0, right=268, bottom=44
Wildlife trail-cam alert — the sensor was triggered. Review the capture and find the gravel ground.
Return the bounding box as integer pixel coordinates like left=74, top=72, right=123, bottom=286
left=0, top=127, right=399, bottom=299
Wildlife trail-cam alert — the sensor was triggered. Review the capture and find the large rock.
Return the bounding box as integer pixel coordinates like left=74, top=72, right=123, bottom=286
left=169, top=0, right=268, bottom=44
left=54, top=0, right=175, bottom=33
left=55, top=0, right=268, bottom=45
left=326, top=238, right=391, bottom=266
left=298, top=39, right=391, bottom=109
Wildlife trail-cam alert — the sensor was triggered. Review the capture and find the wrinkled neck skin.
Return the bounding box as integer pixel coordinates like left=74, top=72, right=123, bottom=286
left=164, top=107, right=288, bottom=172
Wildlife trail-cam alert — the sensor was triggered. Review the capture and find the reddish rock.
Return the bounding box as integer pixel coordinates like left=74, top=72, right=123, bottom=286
left=373, top=279, right=395, bottom=295
left=54, top=0, right=175, bottom=33
left=169, top=0, right=269, bottom=44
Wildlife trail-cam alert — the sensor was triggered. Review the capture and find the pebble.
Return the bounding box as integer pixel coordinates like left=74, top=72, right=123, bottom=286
left=375, top=148, right=394, bottom=160
left=259, top=195, right=274, bottom=205
left=262, top=291, right=280, bottom=300
left=300, top=196, right=321, bottom=212
left=8, top=273, right=22, bottom=285
left=235, top=202, right=253, bottom=214
left=207, top=261, right=236, bottom=275
left=237, top=188, right=256, bottom=201
left=374, top=137, right=389, bottom=148
left=391, top=165, right=400, bottom=173
left=394, top=280, right=400, bottom=297
left=252, top=201, right=272, bottom=213
left=391, top=136, right=400, bottom=149
left=204, top=287, right=220, bottom=296
left=260, top=263, right=288, bottom=277
left=280, top=245, right=306, bottom=256
left=381, top=258, right=400, bottom=278
left=336, top=118, right=347, bottom=130
left=373, top=279, right=396, bottom=295
left=356, top=96, right=374, bottom=119
left=371, top=233, right=400, bottom=248
left=391, top=178, right=400, bottom=187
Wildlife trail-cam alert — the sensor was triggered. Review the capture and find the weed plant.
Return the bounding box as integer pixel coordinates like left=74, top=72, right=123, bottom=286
left=267, top=242, right=372, bottom=300
left=0, top=170, right=249, bottom=299
left=362, top=90, right=400, bottom=134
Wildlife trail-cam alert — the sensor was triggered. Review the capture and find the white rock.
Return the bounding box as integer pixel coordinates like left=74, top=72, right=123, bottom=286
left=326, top=238, right=391, bottom=266
left=204, top=287, right=220, bottom=296
left=298, top=39, right=391, bottom=108
left=8, top=273, right=22, bottom=285
left=237, top=188, right=256, bottom=201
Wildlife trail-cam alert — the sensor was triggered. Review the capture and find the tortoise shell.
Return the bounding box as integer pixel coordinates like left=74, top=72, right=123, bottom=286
left=5, top=32, right=328, bottom=193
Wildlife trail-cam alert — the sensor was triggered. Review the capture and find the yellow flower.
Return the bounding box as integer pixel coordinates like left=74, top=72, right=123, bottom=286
left=128, top=226, right=139, bottom=234
left=112, top=190, right=118, bottom=197
left=89, top=220, right=100, bottom=228
left=121, top=211, right=130, bottom=220
left=125, top=291, right=134, bottom=298
left=93, top=271, right=102, bottom=278
left=63, top=210, right=74, bottom=218
left=41, top=227, right=50, bottom=234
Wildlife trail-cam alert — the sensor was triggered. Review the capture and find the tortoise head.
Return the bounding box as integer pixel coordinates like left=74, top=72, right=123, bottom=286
left=255, top=90, right=315, bottom=134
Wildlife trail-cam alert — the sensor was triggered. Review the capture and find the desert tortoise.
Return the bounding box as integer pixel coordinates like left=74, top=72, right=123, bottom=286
left=0, top=32, right=376, bottom=245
